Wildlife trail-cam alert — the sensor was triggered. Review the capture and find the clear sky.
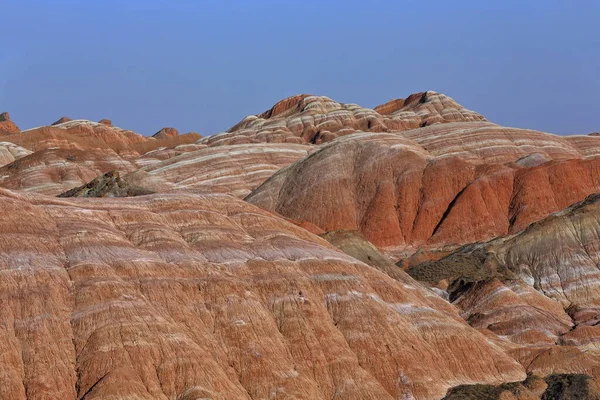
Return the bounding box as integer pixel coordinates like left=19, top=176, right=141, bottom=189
left=1, top=0, right=598, bottom=136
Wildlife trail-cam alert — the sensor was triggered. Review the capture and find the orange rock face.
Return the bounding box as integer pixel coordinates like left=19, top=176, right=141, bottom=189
left=409, top=194, right=600, bottom=388
left=0, top=111, right=21, bottom=135
left=246, top=125, right=600, bottom=253
left=0, top=189, right=525, bottom=400
left=1, top=91, right=600, bottom=399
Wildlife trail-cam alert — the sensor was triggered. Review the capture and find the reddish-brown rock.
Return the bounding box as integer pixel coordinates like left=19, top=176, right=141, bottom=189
left=57, top=170, right=154, bottom=197
left=246, top=126, right=600, bottom=254
left=409, top=194, right=600, bottom=385
left=0, top=189, right=525, bottom=399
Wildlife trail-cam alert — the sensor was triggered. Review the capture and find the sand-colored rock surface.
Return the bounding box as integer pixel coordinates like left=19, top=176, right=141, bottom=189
left=201, top=91, right=485, bottom=146
left=0, top=148, right=138, bottom=195
left=139, top=143, right=312, bottom=198
left=0, top=189, right=525, bottom=400
left=0, top=141, right=32, bottom=167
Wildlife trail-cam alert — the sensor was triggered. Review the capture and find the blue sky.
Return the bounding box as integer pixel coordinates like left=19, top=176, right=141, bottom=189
left=1, top=0, right=598, bottom=135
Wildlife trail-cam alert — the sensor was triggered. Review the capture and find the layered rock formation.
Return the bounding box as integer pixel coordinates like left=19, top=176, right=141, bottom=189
left=0, top=189, right=525, bottom=400
left=201, top=91, right=485, bottom=146
left=9, top=119, right=200, bottom=155
left=152, top=127, right=180, bottom=139
left=246, top=125, right=600, bottom=254
left=0, top=90, right=599, bottom=399
left=138, top=143, right=312, bottom=197
left=0, top=148, right=138, bottom=195
left=0, top=142, right=32, bottom=167
left=407, top=194, right=600, bottom=388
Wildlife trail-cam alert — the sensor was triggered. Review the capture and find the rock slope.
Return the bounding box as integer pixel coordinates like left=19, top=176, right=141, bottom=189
left=408, top=194, right=600, bottom=386
left=0, top=189, right=525, bottom=400
left=138, top=143, right=313, bottom=198
left=246, top=125, right=600, bottom=253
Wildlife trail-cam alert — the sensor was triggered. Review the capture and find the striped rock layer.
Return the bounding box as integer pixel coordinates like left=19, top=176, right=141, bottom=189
left=0, top=189, right=524, bottom=400
left=201, top=91, right=485, bottom=146
left=246, top=122, right=600, bottom=253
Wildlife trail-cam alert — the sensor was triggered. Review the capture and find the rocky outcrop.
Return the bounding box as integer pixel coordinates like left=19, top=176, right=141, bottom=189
left=246, top=127, right=600, bottom=253
left=0, top=112, right=20, bottom=135
left=0, top=189, right=525, bottom=400
left=443, top=373, right=600, bottom=400
left=201, top=91, right=485, bottom=146
left=57, top=170, right=154, bottom=197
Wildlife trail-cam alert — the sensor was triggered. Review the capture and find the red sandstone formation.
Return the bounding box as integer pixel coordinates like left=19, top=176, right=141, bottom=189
left=201, top=91, right=485, bottom=146
left=246, top=124, right=600, bottom=254
left=0, top=92, right=598, bottom=399
left=0, top=189, right=525, bottom=400
left=407, top=194, right=600, bottom=388
left=0, top=111, right=21, bottom=135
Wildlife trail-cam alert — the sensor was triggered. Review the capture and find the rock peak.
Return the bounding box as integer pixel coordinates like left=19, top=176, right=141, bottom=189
left=51, top=117, right=72, bottom=126
left=0, top=112, right=10, bottom=121
left=152, top=127, right=179, bottom=139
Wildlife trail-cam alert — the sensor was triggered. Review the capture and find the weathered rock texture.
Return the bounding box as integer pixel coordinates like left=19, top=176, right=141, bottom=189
left=8, top=119, right=200, bottom=155
left=152, top=127, right=180, bottom=139
left=0, top=91, right=599, bottom=398
left=201, top=91, right=485, bottom=146
left=247, top=125, right=600, bottom=253
left=0, top=142, right=32, bottom=167
left=58, top=170, right=154, bottom=198
left=409, top=194, right=600, bottom=385
left=442, top=373, right=600, bottom=400
left=138, top=143, right=312, bottom=198
left=0, top=148, right=139, bottom=195
left=0, top=111, right=21, bottom=134
left=0, top=189, right=525, bottom=400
